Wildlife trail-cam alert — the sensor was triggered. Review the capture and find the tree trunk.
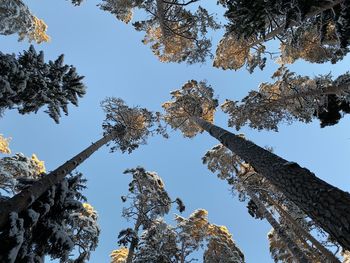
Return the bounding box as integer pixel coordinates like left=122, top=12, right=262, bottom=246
left=266, top=195, right=341, bottom=263
left=192, top=116, right=350, bottom=250
left=0, top=127, right=124, bottom=229
left=248, top=0, right=345, bottom=47
left=241, top=181, right=310, bottom=263
left=126, top=218, right=142, bottom=263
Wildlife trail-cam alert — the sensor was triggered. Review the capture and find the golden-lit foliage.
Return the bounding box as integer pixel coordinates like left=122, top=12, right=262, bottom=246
left=176, top=209, right=210, bottom=242
left=221, top=66, right=350, bottom=131
left=142, top=25, right=194, bottom=63
left=25, top=16, right=50, bottom=43
left=214, top=35, right=249, bottom=70
left=0, top=134, right=11, bottom=154
left=342, top=250, right=350, bottom=263
left=101, top=97, right=166, bottom=153
left=279, top=23, right=341, bottom=64
left=162, top=80, right=218, bottom=137
left=82, top=203, right=99, bottom=220
left=110, top=247, right=128, bottom=263
left=205, top=225, right=245, bottom=263
left=31, top=154, right=46, bottom=174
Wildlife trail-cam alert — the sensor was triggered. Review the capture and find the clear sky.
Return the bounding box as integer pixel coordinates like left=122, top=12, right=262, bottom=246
left=1, top=1, right=350, bottom=262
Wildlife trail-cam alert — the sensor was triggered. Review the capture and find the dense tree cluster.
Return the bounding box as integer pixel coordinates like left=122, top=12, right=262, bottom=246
left=1, top=0, right=350, bottom=262
left=111, top=167, right=244, bottom=263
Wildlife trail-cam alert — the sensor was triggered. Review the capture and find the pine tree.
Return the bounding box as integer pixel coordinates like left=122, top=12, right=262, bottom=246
left=0, top=46, right=85, bottom=123
left=162, top=79, right=350, bottom=251
left=0, top=153, right=99, bottom=263
left=111, top=167, right=244, bottom=263
left=203, top=144, right=341, bottom=263
left=99, top=0, right=220, bottom=64
left=0, top=98, right=166, bottom=230
left=221, top=66, right=350, bottom=131
left=0, top=134, right=11, bottom=154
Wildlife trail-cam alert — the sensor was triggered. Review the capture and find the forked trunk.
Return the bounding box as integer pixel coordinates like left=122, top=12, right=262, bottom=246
left=0, top=127, right=124, bottom=229
left=192, top=117, right=350, bottom=250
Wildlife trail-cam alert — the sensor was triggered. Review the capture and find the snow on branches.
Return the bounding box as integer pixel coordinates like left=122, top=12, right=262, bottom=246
left=162, top=80, right=218, bottom=137
left=221, top=66, right=350, bottom=131
left=0, top=46, right=86, bottom=123
left=0, top=0, right=49, bottom=43
left=99, top=0, right=219, bottom=64
left=101, top=97, right=167, bottom=153
left=0, top=173, right=99, bottom=263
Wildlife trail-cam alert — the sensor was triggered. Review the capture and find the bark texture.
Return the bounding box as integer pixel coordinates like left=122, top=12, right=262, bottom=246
left=0, top=127, right=124, bottom=229
left=193, top=117, right=350, bottom=251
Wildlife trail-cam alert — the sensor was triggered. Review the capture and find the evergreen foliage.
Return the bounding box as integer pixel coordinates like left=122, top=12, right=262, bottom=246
left=0, top=46, right=85, bottom=123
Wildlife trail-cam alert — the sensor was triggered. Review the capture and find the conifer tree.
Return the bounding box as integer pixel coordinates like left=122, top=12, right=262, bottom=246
left=162, top=79, right=350, bottom=251
left=99, top=0, right=220, bottom=63
left=221, top=66, right=350, bottom=131
left=0, top=97, right=166, bottom=230
left=0, top=0, right=49, bottom=43
left=0, top=46, right=85, bottom=123
left=111, top=166, right=244, bottom=263
left=0, top=153, right=99, bottom=263
left=203, top=144, right=341, bottom=263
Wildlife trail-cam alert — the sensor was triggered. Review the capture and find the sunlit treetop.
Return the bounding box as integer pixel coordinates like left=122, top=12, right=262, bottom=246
left=279, top=21, right=346, bottom=65
left=221, top=66, right=350, bottom=131
left=0, top=134, right=11, bottom=154
left=213, top=1, right=350, bottom=72
left=99, top=0, right=220, bottom=64
left=204, top=224, right=245, bottom=263
left=122, top=166, right=172, bottom=220
left=0, top=0, right=49, bottom=43
left=110, top=247, right=128, bottom=263
left=162, top=80, right=218, bottom=138
left=101, top=97, right=167, bottom=153
left=213, top=34, right=267, bottom=73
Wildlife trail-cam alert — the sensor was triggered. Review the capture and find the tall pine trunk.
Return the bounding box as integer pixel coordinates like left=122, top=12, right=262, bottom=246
left=192, top=117, right=350, bottom=250
left=266, top=195, right=340, bottom=263
left=0, top=127, right=124, bottom=229
left=241, top=182, right=310, bottom=263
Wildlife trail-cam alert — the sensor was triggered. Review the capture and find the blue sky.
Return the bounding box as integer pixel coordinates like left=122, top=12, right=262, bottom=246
left=1, top=1, right=350, bottom=262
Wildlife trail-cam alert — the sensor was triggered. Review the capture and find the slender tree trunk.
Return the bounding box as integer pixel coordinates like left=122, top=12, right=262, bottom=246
left=192, top=116, right=350, bottom=250
left=266, top=195, right=341, bottom=263
left=248, top=0, right=345, bottom=47
left=0, top=127, right=125, bottom=229
left=239, top=179, right=310, bottom=262
left=126, top=218, right=142, bottom=263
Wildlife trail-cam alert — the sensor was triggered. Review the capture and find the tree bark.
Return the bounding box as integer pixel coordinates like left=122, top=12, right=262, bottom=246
left=266, top=196, right=341, bottom=263
left=0, top=127, right=124, bottom=229
left=192, top=116, right=350, bottom=251
left=240, top=180, right=311, bottom=262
